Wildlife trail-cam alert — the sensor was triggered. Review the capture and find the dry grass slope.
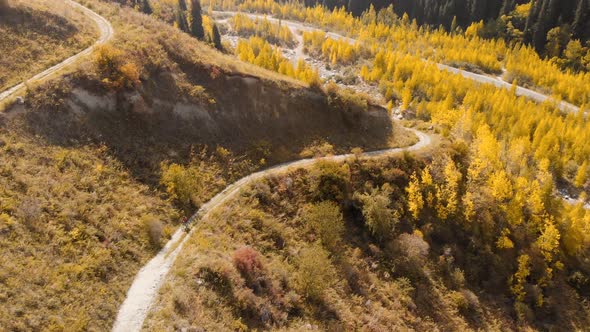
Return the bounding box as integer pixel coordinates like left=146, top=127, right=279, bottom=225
left=0, top=0, right=97, bottom=91
left=0, top=131, right=179, bottom=331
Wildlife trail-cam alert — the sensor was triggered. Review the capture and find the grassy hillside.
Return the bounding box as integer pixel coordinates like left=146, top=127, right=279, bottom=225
left=0, top=130, right=179, bottom=331
left=0, top=0, right=411, bottom=330
left=19, top=0, right=413, bottom=185
left=144, top=147, right=590, bottom=331
left=0, top=0, right=97, bottom=91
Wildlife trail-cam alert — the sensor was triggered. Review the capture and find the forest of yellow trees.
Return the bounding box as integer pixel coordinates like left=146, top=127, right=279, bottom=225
left=209, top=0, right=590, bottom=321
left=217, top=0, right=590, bottom=106
left=235, top=36, right=320, bottom=85
left=230, top=13, right=295, bottom=47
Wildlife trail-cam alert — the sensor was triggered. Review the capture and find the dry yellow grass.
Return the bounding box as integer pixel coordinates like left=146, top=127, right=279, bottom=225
left=0, top=0, right=97, bottom=91
left=0, top=130, right=180, bottom=331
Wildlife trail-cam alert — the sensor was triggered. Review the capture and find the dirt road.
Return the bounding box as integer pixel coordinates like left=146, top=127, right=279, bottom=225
left=112, top=128, right=431, bottom=332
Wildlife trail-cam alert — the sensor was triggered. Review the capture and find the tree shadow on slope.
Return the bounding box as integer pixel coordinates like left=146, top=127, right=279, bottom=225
left=0, top=5, right=79, bottom=39
left=0, top=4, right=86, bottom=89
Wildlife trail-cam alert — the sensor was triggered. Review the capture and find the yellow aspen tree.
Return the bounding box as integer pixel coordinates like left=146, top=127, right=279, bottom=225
left=510, top=254, right=531, bottom=302
left=528, top=180, right=546, bottom=217
left=419, top=165, right=435, bottom=208
left=563, top=206, right=590, bottom=255
left=510, top=79, right=518, bottom=95
left=406, top=172, right=424, bottom=220
left=401, top=87, right=412, bottom=110
left=497, top=228, right=515, bottom=249
left=435, top=160, right=462, bottom=220
left=462, top=191, right=476, bottom=221
left=330, top=50, right=337, bottom=65
left=574, top=161, right=588, bottom=188
left=488, top=170, right=513, bottom=202
left=536, top=218, right=561, bottom=263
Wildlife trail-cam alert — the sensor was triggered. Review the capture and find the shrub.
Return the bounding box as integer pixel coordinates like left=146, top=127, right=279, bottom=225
left=160, top=160, right=223, bottom=211
left=17, top=198, right=42, bottom=231
left=325, top=82, right=370, bottom=112
left=142, top=214, right=164, bottom=248
left=396, top=233, right=430, bottom=266
left=234, top=287, right=259, bottom=317
left=181, top=83, right=214, bottom=104
left=461, top=289, right=480, bottom=313
left=353, top=183, right=397, bottom=242
left=233, top=246, right=264, bottom=279
left=300, top=201, right=344, bottom=252
left=172, top=287, right=191, bottom=314
left=118, top=62, right=141, bottom=87
left=299, top=141, right=335, bottom=158
left=0, top=213, right=15, bottom=233
left=514, top=301, right=534, bottom=322
left=394, top=277, right=415, bottom=302
left=94, top=44, right=123, bottom=77
left=198, top=263, right=234, bottom=297
left=448, top=290, right=468, bottom=312
left=93, top=45, right=141, bottom=90
left=310, top=161, right=351, bottom=202
left=450, top=268, right=466, bottom=289
left=27, top=79, right=71, bottom=112
left=351, top=147, right=364, bottom=157
left=293, top=244, right=336, bottom=301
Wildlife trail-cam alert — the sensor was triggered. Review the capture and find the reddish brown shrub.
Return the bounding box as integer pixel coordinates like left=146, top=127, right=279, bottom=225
left=233, top=246, right=264, bottom=278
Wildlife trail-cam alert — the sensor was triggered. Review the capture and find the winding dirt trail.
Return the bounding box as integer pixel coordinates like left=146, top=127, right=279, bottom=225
left=112, top=129, right=431, bottom=332
left=0, top=0, right=114, bottom=103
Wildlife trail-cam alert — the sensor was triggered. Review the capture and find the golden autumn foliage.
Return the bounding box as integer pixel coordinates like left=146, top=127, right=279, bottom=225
left=93, top=45, right=141, bottom=90
left=110, top=1, right=590, bottom=328
left=230, top=13, right=294, bottom=47
left=406, top=172, right=423, bottom=220
left=215, top=0, right=588, bottom=105
left=511, top=254, right=531, bottom=302
left=235, top=36, right=320, bottom=85
left=302, top=31, right=362, bottom=65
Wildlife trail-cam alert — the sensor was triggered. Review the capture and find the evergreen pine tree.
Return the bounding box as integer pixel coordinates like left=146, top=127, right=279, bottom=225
left=532, top=0, right=550, bottom=53
left=348, top=0, right=367, bottom=17
left=500, top=0, right=515, bottom=15
left=176, top=1, right=189, bottom=32
left=322, top=0, right=343, bottom=10
left=190, top=0, right=205, bottom=40
left=212, top=23, right=223, bottom=50
left=524, top=0, right=542, bottom=44
left=572, top=0, right=588, bottom=40
left=178, top=0, right=188, bottom=11
left=470, top=0, right=486, bottom=22
left=141, top=0, right=153, bottom=15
